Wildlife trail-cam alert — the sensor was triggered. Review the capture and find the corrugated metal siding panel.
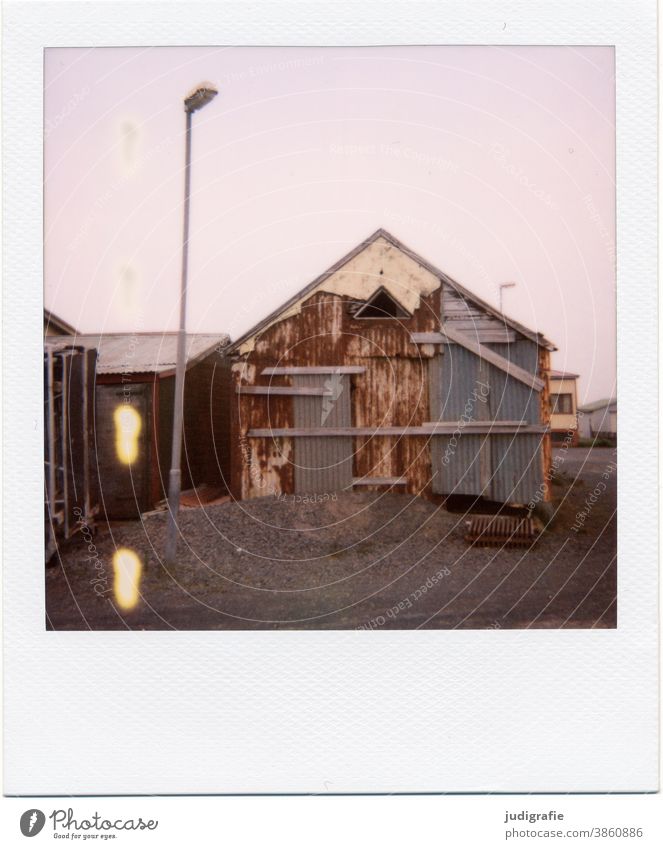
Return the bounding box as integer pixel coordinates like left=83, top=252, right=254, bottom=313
left=293, top=373, right=353, bottom=494
left=157, top=375, right=175, bottom=502
left=431, top=341, right=544, bottom=502
left=486, top=339, right=539, bottom=372
left=434, top=345, right=486, bottom=496
left=96, top=382, right=151, bottom=518
left=484, top=340, right=540, bottom=424
left=433, top=432, right=542, bottom=502
left=485, top=365, right=540, bottom=424
left=489, top=434, right=544, bottom=504
left=182, top=353, right=232, bottom=491
left=355, top=435, right=396, bottom=481
left=439, top=344, right=484, bottom=420
left=398, top=435, right=433, bottom=494
left=428, top=354, right=442, bottom=420
left=432, top=433, right=485, bottom=495
left=353, top=356, right=430, bottom=489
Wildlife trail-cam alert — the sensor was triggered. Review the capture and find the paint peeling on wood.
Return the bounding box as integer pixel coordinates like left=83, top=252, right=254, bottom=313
left=238, top=236, right=440, bottom=354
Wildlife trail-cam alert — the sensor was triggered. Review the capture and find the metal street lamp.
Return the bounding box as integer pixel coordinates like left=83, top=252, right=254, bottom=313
left=165, top=83, right=218, bottom=565
left=499, top=281, right=516, bottom=314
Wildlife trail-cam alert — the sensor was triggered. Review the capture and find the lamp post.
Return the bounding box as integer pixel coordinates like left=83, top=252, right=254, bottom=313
left=499, top=281, right=516, bottom=314
left=165, top=84, right=218, bottom=564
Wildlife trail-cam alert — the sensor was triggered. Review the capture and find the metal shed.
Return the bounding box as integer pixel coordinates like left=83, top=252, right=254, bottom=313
left=227, top=229, right=556, bottom=508
left=577, top=397, right=617, bottom=442
left=46, top=332, right=231, bottom=519
left=44, top=340, right=98, bottom=559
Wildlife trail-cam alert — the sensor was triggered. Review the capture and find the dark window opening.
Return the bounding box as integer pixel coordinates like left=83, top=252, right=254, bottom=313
left=354, top=287, right=410, bottom=319
left=551, top=393, right=573, bottom=414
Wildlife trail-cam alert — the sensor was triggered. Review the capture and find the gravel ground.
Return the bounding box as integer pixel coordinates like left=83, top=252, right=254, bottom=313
left=46, top=447, right=617, bottom=630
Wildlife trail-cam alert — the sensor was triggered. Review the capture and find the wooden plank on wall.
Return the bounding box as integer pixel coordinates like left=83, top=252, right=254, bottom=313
left=353, top=476, right=407, bottom=486
left=237, top=385, right=332, bottom=396
left=423, top=420, right=525, bottom=427
left=248, top=423, right=548, bottom=437
left=411, top=332, right=445, bottom=344
left=412, top=330, right=517, bottom=344
left=262, top=366, right=366, bottom=375
left=473, top=331, right=517, bottom=343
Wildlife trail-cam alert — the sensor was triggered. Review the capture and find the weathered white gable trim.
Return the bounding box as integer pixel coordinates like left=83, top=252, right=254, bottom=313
left=237, top=235, right=439, bottom=354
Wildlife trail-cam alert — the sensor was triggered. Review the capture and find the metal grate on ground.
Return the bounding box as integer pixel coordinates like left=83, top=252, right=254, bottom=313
left=464, top=514, right=538, bottom=548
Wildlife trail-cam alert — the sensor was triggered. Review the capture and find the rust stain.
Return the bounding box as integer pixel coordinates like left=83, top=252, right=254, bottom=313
left=539, top=347, right=553, bottom=502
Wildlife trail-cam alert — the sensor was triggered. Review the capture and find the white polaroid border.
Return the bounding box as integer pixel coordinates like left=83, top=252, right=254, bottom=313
left=3, top=0, right=657, bottom=794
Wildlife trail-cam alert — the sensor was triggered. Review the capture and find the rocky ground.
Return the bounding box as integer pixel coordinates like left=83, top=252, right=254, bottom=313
left=46, top=446, right=616, bottom=630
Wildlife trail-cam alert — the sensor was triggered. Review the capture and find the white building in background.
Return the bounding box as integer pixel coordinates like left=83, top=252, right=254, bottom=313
left=577, top=397, right=617, bottom=442
left=549, top=370, right=580, bottom=446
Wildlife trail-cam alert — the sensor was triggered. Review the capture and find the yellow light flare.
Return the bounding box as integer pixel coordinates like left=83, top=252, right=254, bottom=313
left=114, top=404, right=141, bottom=464
left=113, top=547, right=142, bottom=610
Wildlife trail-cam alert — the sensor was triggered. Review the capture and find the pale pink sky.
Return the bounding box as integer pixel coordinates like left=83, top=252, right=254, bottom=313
left=44, top=46, right=615, bottom=402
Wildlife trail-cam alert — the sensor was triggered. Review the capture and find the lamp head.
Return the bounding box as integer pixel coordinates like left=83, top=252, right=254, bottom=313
left=184, top=84, right=218, bottom=114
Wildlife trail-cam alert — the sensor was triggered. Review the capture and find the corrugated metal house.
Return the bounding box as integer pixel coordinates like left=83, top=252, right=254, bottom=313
left=549, top=369, right=580, bottom=445
left=578, top=397, right=617, bottom=442
left=226, top=229, right=556, bottom=507
left=47, top=332, right=230, bottom=519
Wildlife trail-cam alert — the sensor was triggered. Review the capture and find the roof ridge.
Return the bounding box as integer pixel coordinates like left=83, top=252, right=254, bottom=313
left=227, top=228, right=556, bottom=352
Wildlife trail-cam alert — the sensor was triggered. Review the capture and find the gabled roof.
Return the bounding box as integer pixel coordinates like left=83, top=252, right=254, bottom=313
left=44, top=308, right=78, bottom=336
left=44, top=332, right=230, bottom=375
left=578, top=397, right=617, bottom=413
left=227, top=229, right=556, bottom=353
left=550, top=369, right=580, bottom=379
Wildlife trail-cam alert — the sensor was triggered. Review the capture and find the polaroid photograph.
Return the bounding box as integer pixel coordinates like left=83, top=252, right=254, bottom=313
left=42, top=45, right=617, bottom=633
left=2, top=0, right=658, bottom=818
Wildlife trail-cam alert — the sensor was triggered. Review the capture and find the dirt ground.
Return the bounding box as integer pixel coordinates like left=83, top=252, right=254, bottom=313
left=45, top=446, right=617, bottom=630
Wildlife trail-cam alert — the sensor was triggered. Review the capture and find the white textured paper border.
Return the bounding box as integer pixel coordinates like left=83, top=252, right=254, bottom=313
left=3, top=0, right=657, bottom=794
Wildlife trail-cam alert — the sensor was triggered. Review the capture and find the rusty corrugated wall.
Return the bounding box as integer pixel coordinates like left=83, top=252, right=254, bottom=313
left=230, top=288, right=439, bottom=499
left=292, top=373, right=353, bottom=493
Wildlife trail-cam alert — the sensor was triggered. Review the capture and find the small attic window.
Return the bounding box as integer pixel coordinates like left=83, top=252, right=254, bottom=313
left=353, top=287, right=410, bottom=319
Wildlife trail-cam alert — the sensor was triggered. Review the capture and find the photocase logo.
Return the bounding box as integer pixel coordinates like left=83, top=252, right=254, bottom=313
left=321, top=369, right=344, bottom=424
left=20, top=809, right=45, bottom=837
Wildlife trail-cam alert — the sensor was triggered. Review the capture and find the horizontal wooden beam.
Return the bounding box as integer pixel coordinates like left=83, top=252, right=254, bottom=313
left=410, top=332, right=445, bottom=344
left=250, top=427, right=403, bottom=437
left=261, top=366, right=366, bottom=375
left=411, top=330, right=516, bottom=345
left=424, top=420, right=526, bottom=428
left=471, top=331, right=517, bottom=344
left=248, top=424, right=549, bottom=438
left=446, top=323, right=516, bottom=342
left=353, top=477, right=407, bottom=486
left=237, top=385, right=332, bottom=396
left=445, top=317, right=509, bottom=328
